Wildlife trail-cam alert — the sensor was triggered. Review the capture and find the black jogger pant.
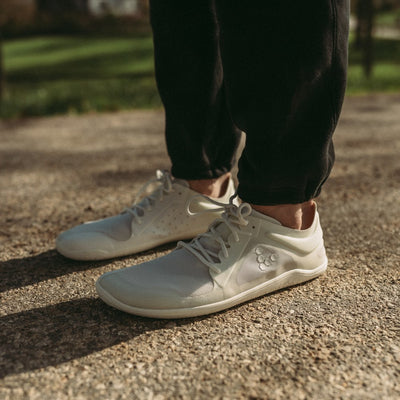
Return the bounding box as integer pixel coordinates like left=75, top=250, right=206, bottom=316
left=149, top=0, right=349, bottom=205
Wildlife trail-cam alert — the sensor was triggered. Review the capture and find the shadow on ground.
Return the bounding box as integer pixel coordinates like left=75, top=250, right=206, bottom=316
left=0, top=101, right=399, bottom=398
left=0, top=241, right=176, bottom=293
left=0, top=298, right=163, bottom=377
left=0, top=251, right=106, bottom=293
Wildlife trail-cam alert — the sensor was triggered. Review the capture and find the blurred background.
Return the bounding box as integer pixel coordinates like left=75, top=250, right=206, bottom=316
left=0, top=0, right=399, bottom=119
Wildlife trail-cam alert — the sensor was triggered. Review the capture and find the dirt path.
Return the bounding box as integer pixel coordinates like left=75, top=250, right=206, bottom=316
left=0, top=96, right=399, bottom=399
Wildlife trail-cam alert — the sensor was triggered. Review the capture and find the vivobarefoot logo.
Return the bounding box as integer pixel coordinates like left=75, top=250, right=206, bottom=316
left=255, top=247, right=279, bottom=271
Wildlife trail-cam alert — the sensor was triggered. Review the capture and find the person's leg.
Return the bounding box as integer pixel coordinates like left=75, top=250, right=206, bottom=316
left=95, top=0, right=350, bottom=318
left=150, top=0, right=241, bottom=193
left=56, top=1, right=245, bottom=260
left=215, top=0, right=349, bottom=227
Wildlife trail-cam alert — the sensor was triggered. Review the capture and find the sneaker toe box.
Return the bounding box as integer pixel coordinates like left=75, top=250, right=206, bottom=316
left=56, top=230, right=116, bottom=260
left=96, top=268, right=183, bottom=311
left=96, top=250, right=216, bottom=313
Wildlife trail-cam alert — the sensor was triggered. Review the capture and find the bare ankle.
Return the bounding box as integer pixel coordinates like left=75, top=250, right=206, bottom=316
left=188, top=173, right=231, bottom=198
left=250, top=201, right=315, bottom=230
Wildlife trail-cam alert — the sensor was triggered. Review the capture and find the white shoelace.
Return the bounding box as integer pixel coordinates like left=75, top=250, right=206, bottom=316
left=124, top=170, right=174, bottom=224
left=178, top=198, right=253, bottom=273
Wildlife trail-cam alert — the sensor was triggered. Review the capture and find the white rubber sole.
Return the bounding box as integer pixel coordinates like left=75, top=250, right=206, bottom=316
left=96, top=260, right=328, bottom=319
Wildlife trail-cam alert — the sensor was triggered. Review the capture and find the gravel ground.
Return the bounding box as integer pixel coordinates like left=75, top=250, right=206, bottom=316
left=0, top=96, right=399, bottom=400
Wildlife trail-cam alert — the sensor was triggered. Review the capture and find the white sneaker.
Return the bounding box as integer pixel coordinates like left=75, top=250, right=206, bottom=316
left=96, top=200, right=328, bottom=318
left=56, top=170, right=236, bottom=260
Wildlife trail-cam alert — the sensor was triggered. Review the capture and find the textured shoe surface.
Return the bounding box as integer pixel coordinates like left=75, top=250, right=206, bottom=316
left=96, top=201, right=328, bottom=318
left=56, top=170, right=236, bottom=260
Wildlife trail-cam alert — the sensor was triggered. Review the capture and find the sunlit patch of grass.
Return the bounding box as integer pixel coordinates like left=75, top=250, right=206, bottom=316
left=1, top=35, right=160, bottom=118
left=347, top=63, right=400, bottom=94
left=1, top=78, right=161, bottom=118
left=347, top=36, right=400, bottom=94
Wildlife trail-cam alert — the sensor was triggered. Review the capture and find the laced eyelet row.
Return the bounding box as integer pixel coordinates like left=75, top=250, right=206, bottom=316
left=124, top=170, right=174, bottom=224
left=178, top=201, right=252, bottom=273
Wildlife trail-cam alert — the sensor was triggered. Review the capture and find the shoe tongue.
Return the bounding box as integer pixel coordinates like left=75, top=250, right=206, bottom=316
left=125, top=177, right=189, bottom=218
left=172, top=178, right=189, bottom=188
left=129, top=192, right=159, bottom=218
left=198, top=218, right=232, bottom=262
left=196, top=208, right=282, bottom=262
left=133, top=199, right=147, bottom=217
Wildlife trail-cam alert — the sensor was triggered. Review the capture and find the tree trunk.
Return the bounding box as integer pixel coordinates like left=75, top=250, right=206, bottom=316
left=355, top=1, right=363, bottom=49
left=356, top=0, right=375, bottom=78
left=0, top=35, right=4, bottom=113
left=364, top=0, right=374, bottom=78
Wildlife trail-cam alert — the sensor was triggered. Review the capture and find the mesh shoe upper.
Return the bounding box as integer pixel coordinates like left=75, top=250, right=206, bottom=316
left=56, top=170, right=236, bottom=260
left=96, top=200, right=328, bottom=318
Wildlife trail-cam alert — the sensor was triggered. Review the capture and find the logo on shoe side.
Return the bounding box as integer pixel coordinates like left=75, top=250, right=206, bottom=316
left=236, top=245, right=291, bottom=286
left=255, top=247, right=279, bottom=271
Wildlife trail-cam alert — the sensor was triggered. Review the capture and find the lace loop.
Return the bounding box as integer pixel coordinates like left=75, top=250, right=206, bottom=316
left=124, top=170, right=174, bottom=224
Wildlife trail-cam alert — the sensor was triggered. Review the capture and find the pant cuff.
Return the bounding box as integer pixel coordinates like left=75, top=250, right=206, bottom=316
left=171, top=164, right=232, bottom=180
left=238, top=184, right=321, bottom=205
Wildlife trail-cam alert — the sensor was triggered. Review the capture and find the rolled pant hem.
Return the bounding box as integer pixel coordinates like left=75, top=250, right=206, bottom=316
left=238, top=186, right=321, bottom=206
left=171, top=165, right=232, bottom=181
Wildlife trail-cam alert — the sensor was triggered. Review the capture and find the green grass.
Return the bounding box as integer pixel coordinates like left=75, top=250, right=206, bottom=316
left=347, top=35, right=400, bottom=94
left=1, top=35, right=161, bottom=118
left=376, top=8, right=400, bottom=28
left=1, top=33, right=400, bottom=118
